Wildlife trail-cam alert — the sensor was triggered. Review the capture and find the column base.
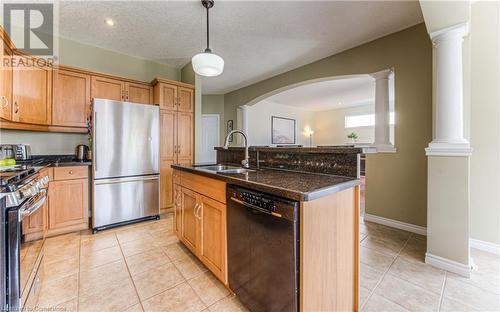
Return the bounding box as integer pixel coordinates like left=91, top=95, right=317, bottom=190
left=425, top=141, right=472, bottom=157
left=373, top=143, right=397, bottom=153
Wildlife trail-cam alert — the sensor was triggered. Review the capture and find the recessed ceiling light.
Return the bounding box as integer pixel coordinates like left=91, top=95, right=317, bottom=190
left=338, top=101, right=342, bottom=105
left=105, top=19, right=115, bottom=27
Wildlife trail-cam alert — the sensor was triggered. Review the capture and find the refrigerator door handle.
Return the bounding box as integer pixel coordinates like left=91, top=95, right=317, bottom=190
left=94, top=111, right=97, bottom=172
left=94, top=175, right=159, bottom=185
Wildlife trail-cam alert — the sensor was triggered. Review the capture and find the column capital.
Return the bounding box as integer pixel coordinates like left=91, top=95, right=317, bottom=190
left=370, top=69, right=392, bottom=80
left=430, top=22, right=469, bottom=44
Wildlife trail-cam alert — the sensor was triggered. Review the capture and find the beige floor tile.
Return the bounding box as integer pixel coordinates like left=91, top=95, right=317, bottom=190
left=132, top=262, right=185, bottom=300
left=120, top=237, right=156, bottom=257
left=188, top=271, right=230, bottom=306
left=44, top=233, right=80, bottom=248
left=151, top=229, right=179, bottom=247
left=43, top=244, right=80, bottom=264
left=440, top=296, right=479, bottom=312
left=142, top=282, right=206, bottom=312
left=363, top=293, right=409, bottom=312
left=364, top=222, right=412, bottom=242
left=40, top=256, right=79, bottom=282
left=361, top=235, right=406, bottom=257
left=146, top=218, right=174, bottom=233
left=208, top=295, right=250, bottom=312
left=360, top=263, right=384, bottom=291
left=116, top=227, right=153, bottom=244
left=388, top=257, right=446, bottom=294
left=80, top=246, right=123, bottom=271
left=443, top=276, right=500, bottom=311
left=374, top=274, right=440, bottom=312
left=80, top=232, right=118, bottom=254
left=174, top=254, right=209, bottom=280
left=79, top=259, right=130, bottom=294
left=124, top=303, right=145, bottom=312
left=359, top=286, right=371, bottom=307
left=164, top=242, right=192, bottom=262
left=360, top=246, right=395, bottom=271
left=37, top=273, right=78, bottom=307
left=79, top=278, right=140, bottom=312
left=125, top=248, right=171, bottom=276
left=54, top=298, right=78, bottom=312
left=399, top=235, right=427, bottom=264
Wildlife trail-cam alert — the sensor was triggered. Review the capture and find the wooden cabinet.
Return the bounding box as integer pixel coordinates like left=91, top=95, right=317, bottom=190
left=173, top=170, right=227, bottom=284
left=47, top=166, right=89, bottom=237
left=177, top=87, right=194, bottom=112
left=177, top=112, right=194, bottom=163
left=12, top=55, right=52, bottom=125
left=52, top=69, right=90, bottom=127
left=91, top=75, right=124, bottom=101
left=23, top=168, right=51, bottom=242
left=152, top=79, right=194, bottom=112
left=0, top=44, right=12, bottom=121
left=126, top=82, right=153, bottom=105
left=199, top=195, right=226, bottom=281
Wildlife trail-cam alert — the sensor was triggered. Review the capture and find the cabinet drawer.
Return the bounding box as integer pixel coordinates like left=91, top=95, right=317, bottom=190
left=180, top=171, right=226, bottom=204
left=53, top=166, right=88, bottom=180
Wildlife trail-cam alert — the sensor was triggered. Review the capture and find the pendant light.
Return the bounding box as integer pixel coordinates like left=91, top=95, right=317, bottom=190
left=192, top=0, right=224, bottom=77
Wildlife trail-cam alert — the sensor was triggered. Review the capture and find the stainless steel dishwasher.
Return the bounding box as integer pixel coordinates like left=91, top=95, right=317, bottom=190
left=227, top=185, right=299, bottom=312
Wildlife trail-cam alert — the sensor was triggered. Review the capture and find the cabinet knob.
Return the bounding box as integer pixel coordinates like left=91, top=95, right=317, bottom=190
left=69, top=170, right=73, bottom=174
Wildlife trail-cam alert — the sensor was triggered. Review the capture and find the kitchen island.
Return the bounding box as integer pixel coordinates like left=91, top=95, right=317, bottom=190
left=171, top=146, right=361, bottom=312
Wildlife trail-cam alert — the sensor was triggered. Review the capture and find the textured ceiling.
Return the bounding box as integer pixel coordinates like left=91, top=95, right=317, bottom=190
left=265, top=75, right=395, bottom=111
left=58, top=1, right=423, bottom=94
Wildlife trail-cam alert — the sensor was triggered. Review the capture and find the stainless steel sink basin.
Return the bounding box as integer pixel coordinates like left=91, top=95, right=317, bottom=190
left=197, top=165, right=254, bottom=174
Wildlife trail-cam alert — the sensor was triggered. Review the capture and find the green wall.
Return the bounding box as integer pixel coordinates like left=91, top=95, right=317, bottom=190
left=181, top=62, right=196, bottom=84
left=202, top=95, right=225, bottom=144
left=223, top=24, right=432, bottom=227
left=59, top=37, right=179, bottom=82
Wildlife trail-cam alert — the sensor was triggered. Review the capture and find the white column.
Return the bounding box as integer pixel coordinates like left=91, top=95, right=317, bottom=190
left=426, top=23, right=472, bottom=156
left=371, top=69, right=395, bottom=153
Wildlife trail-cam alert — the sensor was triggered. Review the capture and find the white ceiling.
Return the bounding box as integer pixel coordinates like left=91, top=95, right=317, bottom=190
left=58, top=1, right=423, bottom=94
left=265, top=75, right=394, bottom=111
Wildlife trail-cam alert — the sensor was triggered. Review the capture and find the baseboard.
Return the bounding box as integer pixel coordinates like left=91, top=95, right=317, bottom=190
left=470, top=238, right=500, bottom=255
left=363, top=213, right=427, bottom=236
left=425, top=252, right=471, bottom=277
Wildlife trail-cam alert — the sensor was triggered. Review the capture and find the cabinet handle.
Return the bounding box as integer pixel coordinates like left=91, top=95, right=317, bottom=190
left=194, top=203, right=199, bottom=218
left=14, top=101, right=18, bottom=114
left=0, top=96, right=8, bottom=108
left=68, top=170, right=73, bottom=174
left=126, top=91, right=129, bottom=101
left=198, top=203, right=203, bottom=220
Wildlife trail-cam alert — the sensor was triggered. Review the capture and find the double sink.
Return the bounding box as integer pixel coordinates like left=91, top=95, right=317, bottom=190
left=196, top=165, right=255, bottom=174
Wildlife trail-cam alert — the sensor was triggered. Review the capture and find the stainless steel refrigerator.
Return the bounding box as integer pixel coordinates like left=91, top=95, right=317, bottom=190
left=92, top=99, right=160, bottom=232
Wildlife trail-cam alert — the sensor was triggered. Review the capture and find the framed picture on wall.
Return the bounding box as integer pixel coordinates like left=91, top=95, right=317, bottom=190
left=271, top=116, right=296, bottom=144
left=227, top=120, right=234, bottom=143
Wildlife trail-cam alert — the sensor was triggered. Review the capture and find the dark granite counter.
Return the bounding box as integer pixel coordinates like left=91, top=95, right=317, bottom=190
left=172, top=164, right=360, bottom=202
left=18, top=155, right=91, bottom=167
left=214, top=146, right=369, bottom=154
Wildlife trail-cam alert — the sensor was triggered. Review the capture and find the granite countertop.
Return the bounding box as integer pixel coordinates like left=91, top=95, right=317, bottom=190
left=214, top=145, right=377, bottom=154
left=19, top=155, right=91, bottom=168
left=172, top=164, right=360, bottom=201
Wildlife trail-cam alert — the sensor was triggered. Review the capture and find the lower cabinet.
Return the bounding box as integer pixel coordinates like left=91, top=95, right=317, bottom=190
left=173, top=170, right=227, bottom=284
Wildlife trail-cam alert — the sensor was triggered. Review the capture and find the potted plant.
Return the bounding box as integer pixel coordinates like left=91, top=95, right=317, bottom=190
left=347, top=132, right=358, bottom=143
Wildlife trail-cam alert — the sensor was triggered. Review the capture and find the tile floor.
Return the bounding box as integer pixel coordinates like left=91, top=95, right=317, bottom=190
left=29, top=213, right=500, bottom=312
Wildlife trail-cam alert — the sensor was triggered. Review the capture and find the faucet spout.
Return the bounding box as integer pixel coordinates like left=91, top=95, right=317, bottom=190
left=223, top=130, right=250, bottom=168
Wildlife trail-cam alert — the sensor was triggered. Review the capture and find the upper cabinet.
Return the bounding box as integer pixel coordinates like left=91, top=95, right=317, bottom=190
left=126, top=82, right=153, bottom=105
left=152, top=79, right=194, bottom=112
left=12, top=55, right=52, bottom=125
left=53, top=69, right=91, bottom=127
left=91, top=75, right=125, bottom=102
left=1, top=44, right=12, bottom=121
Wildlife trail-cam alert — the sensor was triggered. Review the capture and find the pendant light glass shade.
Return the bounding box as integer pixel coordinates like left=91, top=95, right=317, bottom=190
left=192, top=51, right=224, bottom=77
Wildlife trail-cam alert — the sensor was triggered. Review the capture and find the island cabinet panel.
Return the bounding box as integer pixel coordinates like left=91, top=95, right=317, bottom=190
left=0, top=44, right=13, bottom=121
left=180, top=187, right=200, bottom=253
left=52, top=69, right=91, bottom=127
left=12, top=55, right=52, bottom=125
left=199, top=194, right=227, bottom=282
left=300, top=187, right=359, bottom=312
left=126, top=82, right=152, bottom=104
left=173, top=169, right=228, bottom=285
left=91, top=75, right=125, bottom=101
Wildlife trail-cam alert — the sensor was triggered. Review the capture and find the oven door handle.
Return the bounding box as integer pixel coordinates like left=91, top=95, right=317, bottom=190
left=230, top=197, right=282, bottom=218
left=19, top=190, right=47, bottom=220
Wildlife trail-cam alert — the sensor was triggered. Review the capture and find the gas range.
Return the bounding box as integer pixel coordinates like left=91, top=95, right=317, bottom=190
left=0, top=164, right=49, bottom=208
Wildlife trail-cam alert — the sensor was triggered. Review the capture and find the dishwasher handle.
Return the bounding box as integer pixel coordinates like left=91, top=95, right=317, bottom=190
left=230, top=197, right=283, bottom=218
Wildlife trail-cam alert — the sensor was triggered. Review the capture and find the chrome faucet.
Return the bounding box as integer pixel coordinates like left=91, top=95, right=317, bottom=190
left=224, top=130, right=250, bottom=168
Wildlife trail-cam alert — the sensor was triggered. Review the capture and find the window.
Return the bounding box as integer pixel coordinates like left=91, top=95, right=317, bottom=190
left=345, top=112, right=395, bottom=128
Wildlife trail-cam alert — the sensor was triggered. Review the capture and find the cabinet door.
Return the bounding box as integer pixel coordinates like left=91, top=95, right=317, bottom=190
left=12, top=55, right=52, bottom=125
left=177, top=87, right=194, bottom=113
left=157, top=83, right=177, bottom=111
left=181, top=187, right=200, bottom=254
left=91, top=75, right=124, bottom=101
left=52, top=69, right=90, bottom=127
left=0, top=45, right=12, bottom=120
left=160, top=110, right=177, bottom=208
left=173, top=184, right=182, bottom=238
left=177, top=112, right=193, bottom=163
left=199, top=195, right=227, bottom=283
left=48, top=178, right=88, bottom=235
left=126, top=82, right=152, bottom=104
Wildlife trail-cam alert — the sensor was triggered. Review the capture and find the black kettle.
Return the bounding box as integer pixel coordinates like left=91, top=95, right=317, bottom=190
left=75, top=144, right=89, bottom=161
